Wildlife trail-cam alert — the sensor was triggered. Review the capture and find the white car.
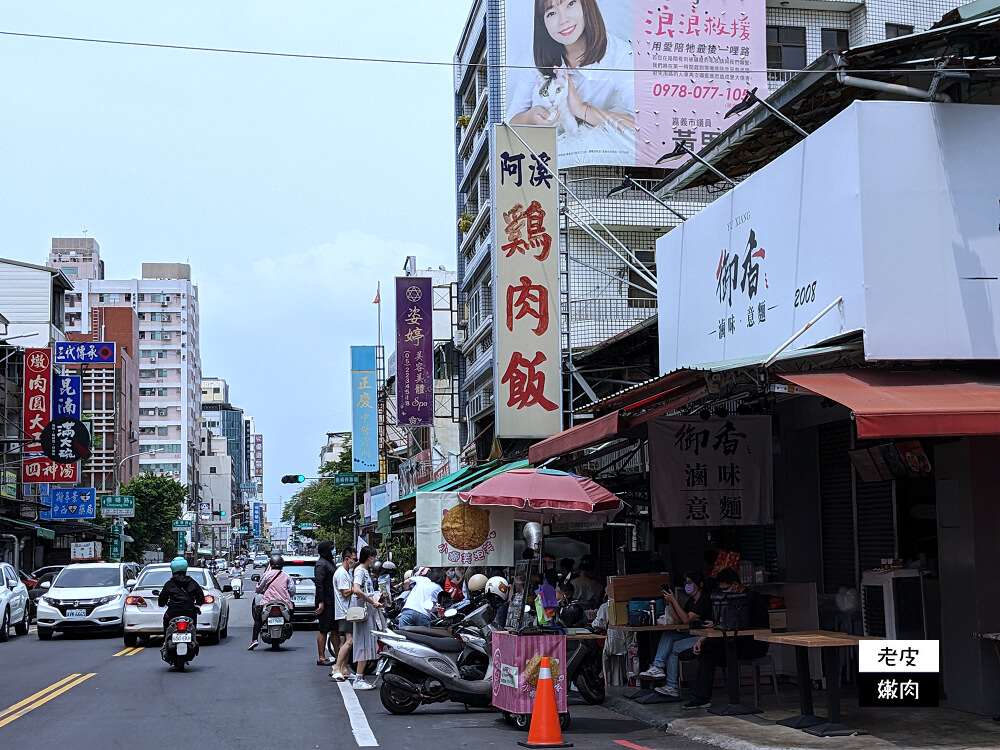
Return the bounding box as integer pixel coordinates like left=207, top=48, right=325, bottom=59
left=1, top=562, right=31, bottom=641
left=252, top=555, right=268, bottom=567
left=282, top=557, right=318, bottom=624
left=123, top=565, right=230, bottom=646
left=35, top=562, right=137, bottom=639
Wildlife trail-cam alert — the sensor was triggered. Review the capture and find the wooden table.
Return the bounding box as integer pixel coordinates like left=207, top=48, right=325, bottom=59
left=755, top=630, right=876, bottom=736
left=689, top=628, right=773, bottom=716
left=610, top=623, right=693, bottom=704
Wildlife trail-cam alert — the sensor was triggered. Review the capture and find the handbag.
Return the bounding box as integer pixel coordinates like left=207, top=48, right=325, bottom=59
left=345, top=603, right=367, bottom=622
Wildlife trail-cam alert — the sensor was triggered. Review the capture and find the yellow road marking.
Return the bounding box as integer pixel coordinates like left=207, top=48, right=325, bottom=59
left=125, top=646, right=144, bottom=656
left=112, top=646, right=132, bottom=657
left=0, top=675, right=81, bottom=720
left=0, top=673, right=94, bottom=728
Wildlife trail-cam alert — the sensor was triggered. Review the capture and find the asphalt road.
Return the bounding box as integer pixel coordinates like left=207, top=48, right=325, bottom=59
left=0, top=570, right=708, bottom=750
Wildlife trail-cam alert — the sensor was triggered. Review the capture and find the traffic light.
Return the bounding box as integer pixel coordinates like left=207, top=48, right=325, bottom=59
left=281, top=475, right=306, bottom=484
left=211, top=510, right=226, bottom=516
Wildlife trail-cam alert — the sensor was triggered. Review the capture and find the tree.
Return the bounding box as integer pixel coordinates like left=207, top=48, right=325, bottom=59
left=119, top=473, right=188, bottom=562
left=281, top=437, right=370, bottom=553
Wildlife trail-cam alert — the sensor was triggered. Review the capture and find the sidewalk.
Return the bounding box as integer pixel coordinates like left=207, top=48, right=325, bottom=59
left=603, top=685, right=1000, bottom=750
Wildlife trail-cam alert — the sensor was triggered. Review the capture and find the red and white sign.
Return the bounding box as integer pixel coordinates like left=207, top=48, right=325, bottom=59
left=493, top=125, right=562, bottom=438
left=21, top=348, right=78, bottom=484
left=23, top=456, right=79, bottom=484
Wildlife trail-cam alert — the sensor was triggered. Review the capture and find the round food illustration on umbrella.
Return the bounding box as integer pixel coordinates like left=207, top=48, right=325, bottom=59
left=441, top=501, right=492, bottom=550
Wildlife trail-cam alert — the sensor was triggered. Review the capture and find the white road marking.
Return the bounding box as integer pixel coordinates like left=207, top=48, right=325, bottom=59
left=337, top=681, right=378, bottom=747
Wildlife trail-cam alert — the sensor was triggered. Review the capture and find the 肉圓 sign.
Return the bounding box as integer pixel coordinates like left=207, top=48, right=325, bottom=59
left=54, top=341, right=116, bottom=364
left=395, top=276, right=433, bottom=426
left=658, top=102, right=1000, bottom=372
left=101, top=495, right=135, bottom=517
left=493, top=124, right=561, bottom=438
left=503, top=0, right=767, bottom=169
left=648, top=416, right=773, bottom=527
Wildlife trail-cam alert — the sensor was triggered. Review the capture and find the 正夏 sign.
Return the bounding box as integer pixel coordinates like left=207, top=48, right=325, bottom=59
left=503, top=0, right=766, bottom=169
left=54, top=341, right=116, bottom=364
left=415, top=491, right=514, bottom=567
left=49, top=488, right=97, bottom=520
left=101, top=495, right=135, bottom=517
left=350, top=346, right=378, bottom=473
left=493, top=124, right=561, bottom=438
left=395, top=276, right=433, bottom=426
left=648, top=416, right=772, bottom=527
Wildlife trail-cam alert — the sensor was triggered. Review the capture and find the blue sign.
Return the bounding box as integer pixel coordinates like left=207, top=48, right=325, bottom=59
left=350, top=346, right=378, bottom=473
left=54, top=341, right=116, bottom=364
left=252, top=502, right=262, bottom=536
left=49, top=488, right=97, bottom=520
left=38, top=483, right=51, bottom=520
left=54, top=375, right=82, bottom=419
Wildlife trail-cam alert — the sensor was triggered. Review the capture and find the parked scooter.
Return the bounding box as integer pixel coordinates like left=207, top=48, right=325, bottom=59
left=259, top=600, right=293, bottom=649
left=161, top=615, right=198, bottom=671
left=374, top=576, right=508, bottom=715
left=557, top=602, right=606, bottom=704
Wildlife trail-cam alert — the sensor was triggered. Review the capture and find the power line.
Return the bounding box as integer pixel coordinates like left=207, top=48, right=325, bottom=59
left=0, top=30, right=992, bottom=74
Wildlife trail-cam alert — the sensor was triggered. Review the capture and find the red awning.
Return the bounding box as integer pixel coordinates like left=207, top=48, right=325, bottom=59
left=778, top=370, right=1000, bottom=439
left=528, top=411, right=621, bottom=464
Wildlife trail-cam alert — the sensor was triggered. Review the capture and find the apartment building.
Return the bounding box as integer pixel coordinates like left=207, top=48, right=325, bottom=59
left=453, top=0, right=968, bottom=455
left=201, top=377, right=245, bottom=488
left=199, top=430, right=236, bottom=550
left=47, top=243, right=203, bottom=497
left=319, top=431, right=350, bottom=469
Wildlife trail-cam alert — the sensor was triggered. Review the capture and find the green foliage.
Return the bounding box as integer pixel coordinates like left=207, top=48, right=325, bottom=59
left=458, top=211, right=475, bottom=233
left=281, top=436, right=369, bottom=553
left=380, top=535, right=415, bottom=573
left=457, top=114, right=471, bottom=129
left=117, top=473, right=188, bottom=562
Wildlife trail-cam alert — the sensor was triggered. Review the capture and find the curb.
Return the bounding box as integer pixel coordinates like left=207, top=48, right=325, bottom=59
left=601, top=693, right=673, bottom=729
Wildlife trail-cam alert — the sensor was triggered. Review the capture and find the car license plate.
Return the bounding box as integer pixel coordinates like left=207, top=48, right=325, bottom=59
left=375, top=659, right=388, bottom=676
left=293, top=595, right=308, bottom=603
left=66, top=609, right=87, bottom=618
left=267, top=617, right=284, bottom=626
left=173, top=633, right=192, bottom=642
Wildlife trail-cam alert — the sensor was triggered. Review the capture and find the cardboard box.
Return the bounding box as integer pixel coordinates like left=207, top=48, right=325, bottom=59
left=606, top=573, right=671, bottom=602
left=768, top=610, right=788, bottom=632
left=608, top=601, right=630, bottom=626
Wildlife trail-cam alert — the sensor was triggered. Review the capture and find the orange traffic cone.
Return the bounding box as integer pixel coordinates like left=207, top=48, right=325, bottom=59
left=518, top=656, right=572, bottom=748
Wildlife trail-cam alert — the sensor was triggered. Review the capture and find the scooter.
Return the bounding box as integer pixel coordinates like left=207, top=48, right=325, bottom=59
left=259, top=600, right=293, bottom=649
left=161, top=615, right=198, bottom=671
left=374, top=601, right=498, bottom=715
left=230, top=573, right=243, bottom=599
left=556, top=601, right=606, bottom=704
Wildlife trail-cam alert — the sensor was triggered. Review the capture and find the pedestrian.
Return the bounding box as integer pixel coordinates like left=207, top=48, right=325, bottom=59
left=332, top=547, right=358, bottom=681
left=683, top=568, right=770, bottom=709
left=398, top=567, right=444, bottom=628
left=348, top=546, right=383, bottom=690
left=313, top=540, right=338, bottom=667
left=573, top=557, right=603, bottom=610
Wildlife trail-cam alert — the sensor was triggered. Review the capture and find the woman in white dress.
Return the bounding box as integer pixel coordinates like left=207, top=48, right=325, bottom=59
left=507, top=0, right=635, bottom=164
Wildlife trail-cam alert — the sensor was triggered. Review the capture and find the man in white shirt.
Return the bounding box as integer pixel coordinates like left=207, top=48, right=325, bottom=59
left=398, top=568, right=444, bottom=628
left=331, top=547, right=358, bottom=681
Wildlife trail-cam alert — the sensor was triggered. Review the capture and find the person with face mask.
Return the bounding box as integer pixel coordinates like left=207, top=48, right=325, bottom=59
left=638, top=572, right=713, bottom=698
left=314, top=541, right=338, bottom=666
left=444, top=567, right=466, bottom=604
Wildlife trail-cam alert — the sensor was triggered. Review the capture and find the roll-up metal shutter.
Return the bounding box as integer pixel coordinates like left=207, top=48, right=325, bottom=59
left=818, top=422, right=856, bottom=593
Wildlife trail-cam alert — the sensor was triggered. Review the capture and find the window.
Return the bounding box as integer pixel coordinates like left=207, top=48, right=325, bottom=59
left=210, top=467, right=217, bottom=474
left=766, top=26, right=806, bottom=71
left=139, top=408, right=156, bottom=416
left=138, top=313, right=145, bottom=320
left=821, top=28, right=849, bottom=52
left=885, top=23, right=914, bottom=39
left=149, top=294, right=163, bottom=303
left=98, top=293, right=120, bottom=303
left=157, top=388, right=168, bottom=397
left=63, top=267, right=78, bottom=275
left=140, top=349, right=154, bottom=358
left=139, top=332, right=145, bottom=340
left=157, top=350, right=167, bottom=359
left=628, top=251, right=657, bottom=308
left=157, top=427, right=169, bottom=436
left=138, top=294, right=145, bottom=302
left=158, top=408, right=169, bottom=416
left=139, top=388, right=155, bottom=396
left=157, top=369, right=168, bottom=377
left=139, top=370, right=154, bottom=378
left=139, top=427, right=156, bottom=435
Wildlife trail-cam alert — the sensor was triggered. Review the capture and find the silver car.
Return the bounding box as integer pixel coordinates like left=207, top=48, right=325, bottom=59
left=122, top=565, right=230, bottom=646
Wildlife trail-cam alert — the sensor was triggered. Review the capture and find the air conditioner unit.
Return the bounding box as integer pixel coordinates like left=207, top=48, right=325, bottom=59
left=149, top=358, right=156, bottom=364
left=455, top=329, right=467, bottom=346
left=130, top=430, right=139, bottom=442
left=861, top=568, right=927, bottom=639
left=161, top=301, right=169, bottom=307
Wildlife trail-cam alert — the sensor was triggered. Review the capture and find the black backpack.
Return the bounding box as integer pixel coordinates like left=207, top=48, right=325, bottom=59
left=165, top=576, right=197, bottom=610
left=710, top=591, right=750, bottom=632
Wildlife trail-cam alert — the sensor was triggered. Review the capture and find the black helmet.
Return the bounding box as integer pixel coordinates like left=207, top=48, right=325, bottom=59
left=269, top=554, right=284, bottom=569
left=561, top=603, right=586, bottom=627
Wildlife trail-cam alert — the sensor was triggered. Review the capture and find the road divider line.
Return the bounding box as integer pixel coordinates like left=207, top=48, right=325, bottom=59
left=0, top=673, right=95, bottom=728
left=125, top=646, right=144, bottom=656
left=0, top=674, right=81, bottom=720
left=337, top=681, right=378, bottom=747
left=113, top=646, right=132, bottom=657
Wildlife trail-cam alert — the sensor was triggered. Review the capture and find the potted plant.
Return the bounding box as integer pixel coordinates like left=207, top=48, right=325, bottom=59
left=458, top=211, right=475, bottom=233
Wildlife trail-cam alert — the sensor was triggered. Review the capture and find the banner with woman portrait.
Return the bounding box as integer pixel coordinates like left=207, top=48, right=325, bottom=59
left=504, top=0, right=768, bottom=169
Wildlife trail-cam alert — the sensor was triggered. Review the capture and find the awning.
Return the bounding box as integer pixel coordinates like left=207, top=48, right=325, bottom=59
left=778, top=370, right=1000, bottom=439
left=395, top=459, right=532, bottom=504
left=529, top=412, right=621, bottom=465
left=0, top=515, right=56, bottom=540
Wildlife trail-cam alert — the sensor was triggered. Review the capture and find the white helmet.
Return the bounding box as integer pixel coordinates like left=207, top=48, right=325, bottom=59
left=485, top=576, right=510, bottom=599
left=382, top=561, right=397, bottom=573
left=403, top=569, right=413, bottom=581
left=468, top=573, right=488, bottom=593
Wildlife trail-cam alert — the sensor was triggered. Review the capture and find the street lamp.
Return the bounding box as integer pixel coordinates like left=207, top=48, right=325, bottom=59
left=115, top=448, right=163, bottom=493
left=656, top=141, right=737, bottom=187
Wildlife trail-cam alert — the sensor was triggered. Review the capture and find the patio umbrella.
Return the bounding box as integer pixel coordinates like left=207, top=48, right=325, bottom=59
left=459, top=468, right=623, bottom=522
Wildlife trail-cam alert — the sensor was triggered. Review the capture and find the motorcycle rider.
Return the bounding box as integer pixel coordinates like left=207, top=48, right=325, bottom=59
left=248, top=554, right=296, bottom=651
left=158, top=557, right=206, bottom=633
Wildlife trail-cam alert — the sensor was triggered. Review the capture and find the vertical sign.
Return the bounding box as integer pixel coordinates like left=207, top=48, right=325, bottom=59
left=22, top=349, right=79, bottom=484
left=253, top=434, right=263, bottom=477
left=252, top=501, right=262, bottom=536
left=648, top=416, right=773, bottom=527
left=493, top=124, right=562, bottom=438
left=350, top=346, right=378, bottom=473
left=244, top=419, right=252, bottom=482
left=395, top=276, right=433, bottom=426
left=54, top=375, right=82, bottom=419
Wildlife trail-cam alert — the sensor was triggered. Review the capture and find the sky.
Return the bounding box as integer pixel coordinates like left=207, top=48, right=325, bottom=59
left=0, top=2, right=469, bottom=522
